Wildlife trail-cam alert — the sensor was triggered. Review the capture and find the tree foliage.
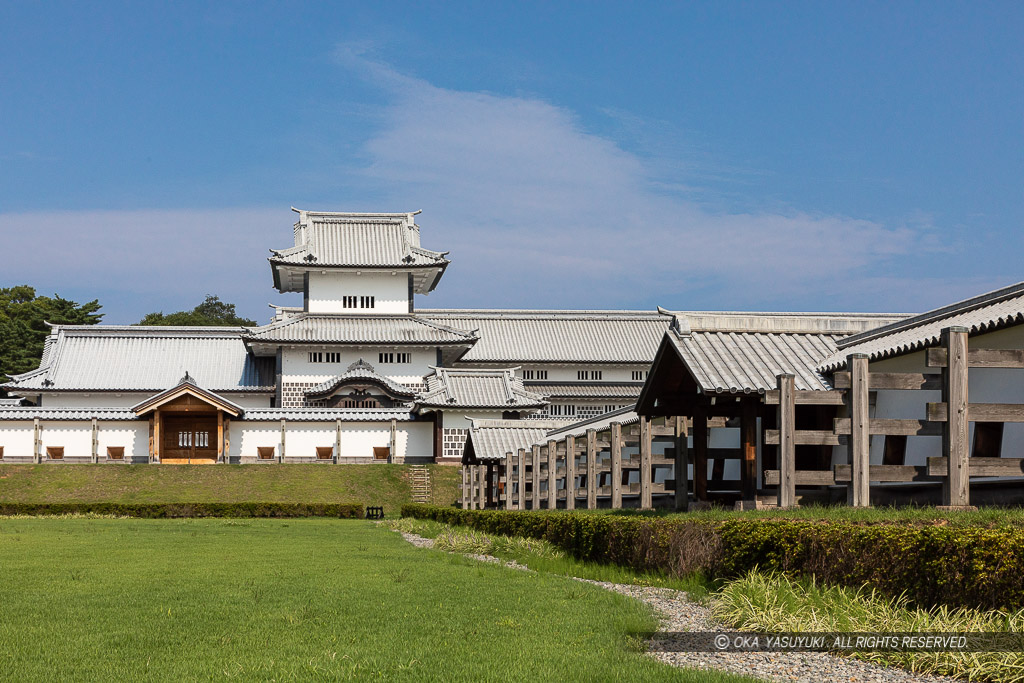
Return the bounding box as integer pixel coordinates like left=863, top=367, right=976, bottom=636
left=0, top=286, right=103, bottom=383
left=137, top=295, right=256, bottom=327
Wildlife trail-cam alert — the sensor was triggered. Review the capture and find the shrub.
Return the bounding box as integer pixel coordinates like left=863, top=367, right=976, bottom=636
left=400, top=504, right=1024, bottom=610
left=0, top=502, right=364, bottom=518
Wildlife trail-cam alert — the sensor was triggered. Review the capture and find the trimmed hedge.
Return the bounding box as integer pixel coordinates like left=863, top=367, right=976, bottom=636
left=401, top=504, right=1024, bottom=611
left=0, top=502, right=365, bottom=518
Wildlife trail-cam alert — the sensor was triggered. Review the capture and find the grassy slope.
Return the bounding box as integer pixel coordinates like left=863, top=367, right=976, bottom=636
left=0, top=464, right=460, bottom=511
left=0, top=518, right=757, bottom=682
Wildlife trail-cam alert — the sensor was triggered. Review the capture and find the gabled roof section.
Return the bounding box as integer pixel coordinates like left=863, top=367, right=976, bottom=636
left=243, top=314, right=478, bottom=346
left=4, top=326, right=275, bottom=393
left=270, top=209, right=449, bottom=293
left=419, top=309, right=671, bottom=363
left=818, top=281, right=1024, bottom=372
left=131, top=373, right=244, bottom=417
left=463, top=419, right=564, bottom=462
left=416, top=368, right=547, bottom=411
left=305, top=359, right=417, bottom=399
left=546, top=406, right=640, bottom=439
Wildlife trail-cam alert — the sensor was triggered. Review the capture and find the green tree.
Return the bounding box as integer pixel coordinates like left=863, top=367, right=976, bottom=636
left=137, top=295, right=256, bottom=327
left=0, top=286, right=103, bottom=383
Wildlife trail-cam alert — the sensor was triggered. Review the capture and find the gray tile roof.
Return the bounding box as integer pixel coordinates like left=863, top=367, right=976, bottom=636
left=417, top=368, right=547, bottom=410
left=243, top=314, right=478, bottom=345
left=818, top=281, right=1024, bottom=372
left=464, top=419, right=564, bottom=461
left=306, top=359, right=417, bottom=398
left=241, top=407, right=417, bottom=422
left=419, top=310, right=671, bottom=363
left=546, top=406, right=640, bottom=439
left=0, top=407, right=137, bottom=420
left=4, top=326, right=275, bottom=393
left=658, top=311, right=907, bottom=394
left=0, top=397, right=26, bottom=406
left=524, top=382, right=643, bottom=400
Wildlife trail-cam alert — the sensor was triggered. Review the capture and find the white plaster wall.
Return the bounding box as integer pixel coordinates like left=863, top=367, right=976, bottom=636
left=307, top=272, right=410, bottom=315
left=401, top=421, right=434, bottom=459
left=0, top=421, right=34, bottom=458
left=233, top=421, right=283, bottom=459
left=230, top=420, right=434, bottom=460
left=42, top=393, right=150, bottom=408
left=96, top=423, right=149, bottom=460
left=515, top=365, right=650, bottom=382
left=439, top=410, right=505, bottom=431
left=281, top=347, right=434, bottom=385
left=39, top=420, right=92, bottom=459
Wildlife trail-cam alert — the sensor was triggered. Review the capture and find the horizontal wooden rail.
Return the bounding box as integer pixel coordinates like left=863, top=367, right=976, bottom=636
left=833, top=418, right=942, bottom=436
left=764, top=469, right=836, bottom=486
left=833, top=464, right=934, bottom=482
left=927, top=348, right=1024, bottom=369
left=927, top=402, right=1024, bottom=423
left=765, top=429, right=842, bottom=446
left=832, top=371, right=941, bottom=391
left=764, top=390, right=845, bottom=405
left=928, top=457, right=1024, bottom=477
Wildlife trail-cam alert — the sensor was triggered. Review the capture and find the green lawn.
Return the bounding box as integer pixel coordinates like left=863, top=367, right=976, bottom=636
left=0, top=518, right=757, bottom=682
left=0, top=464, right=459, bottom=512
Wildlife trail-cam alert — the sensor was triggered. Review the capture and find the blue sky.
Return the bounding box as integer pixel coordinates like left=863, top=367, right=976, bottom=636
left=1, top=1, right=1022, bottom=324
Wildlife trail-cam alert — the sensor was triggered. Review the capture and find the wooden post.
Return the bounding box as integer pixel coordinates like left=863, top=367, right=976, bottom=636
left=33, top=418, right=41, bottom=464
left=942, top=326, right=970, bottom=507
left=217, top=412, right=224, bottom=464
left=153, top=411, right=161, bottom=464
left=477, top=464, right=487, bottom=509
left=611, top=423, right=622, bottom=508
left=565, top=436, right=576, bottom=510
left=279, top=419, right=286, bottom=463
left=389, top=419, right=397, bottom=463
left=91, top=417, right=99, bottom=463
left=693, top=403, right=708, bottom=501
left=848, top=354, right=871, bottom=507
left=486, top=463, right=495, bottom=507
left=224, top=418, right=231, bottom=463
left=468, top=466, right=475, bottom=509
left=504, top=453, right=513, bottom=510
left=640, top=416, right=653, bottom=509
left=531, top=445, right=541, bottom=510
left=739, top=401, right=757, bottom=502
left=517, top=448, right=526, bottom=510
left=148, top=416, right=155, bottom=464
left=778, top=374, right=796, bottom=508
left=335, top=419, right=342, bottom=463
left=586, top=429, right=597, bottom=509
left=547, top=440, right=557, bottom=509
left=461, top=466, right=468, bottom=508
left=674, top=415, right=689, bottom=511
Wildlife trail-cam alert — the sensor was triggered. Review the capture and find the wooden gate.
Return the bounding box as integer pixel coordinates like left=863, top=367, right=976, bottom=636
left=162, top=416, right=218, bottom=464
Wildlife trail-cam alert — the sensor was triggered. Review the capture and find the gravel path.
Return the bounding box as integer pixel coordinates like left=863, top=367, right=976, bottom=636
left=393, top=528, right=962, bottom=683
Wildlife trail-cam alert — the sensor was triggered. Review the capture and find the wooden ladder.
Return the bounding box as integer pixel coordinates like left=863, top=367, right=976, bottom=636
left=409, top=465, right=432, bottom=504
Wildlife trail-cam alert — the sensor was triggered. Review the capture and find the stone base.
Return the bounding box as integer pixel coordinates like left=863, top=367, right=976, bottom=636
left=733, top=499, right=768, bottom=511
left=688, top=500, right=714, bottom=511
left=936, top=505, right=978, bottom=511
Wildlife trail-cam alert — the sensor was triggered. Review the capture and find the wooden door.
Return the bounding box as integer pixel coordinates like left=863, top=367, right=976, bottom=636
left=162, top=416, right=218, bottom=464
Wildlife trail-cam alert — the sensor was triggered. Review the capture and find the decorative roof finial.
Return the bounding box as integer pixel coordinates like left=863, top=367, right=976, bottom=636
left=180, top=371, right=196, bottom=385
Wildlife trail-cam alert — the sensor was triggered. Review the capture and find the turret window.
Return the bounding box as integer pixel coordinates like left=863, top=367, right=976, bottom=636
left=379, top=352, right=411, bottom=364
left=632, top=370, right=647, bottom=381
left=309, top=352, right=342, bottom=364
left=522, top=369, right=548, bottom=380
left=342, top=296, right=375, bottom=309
left=577, top=370, right=602, bottom=381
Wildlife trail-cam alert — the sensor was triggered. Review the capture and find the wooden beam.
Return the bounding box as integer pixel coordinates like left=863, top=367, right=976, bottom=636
left=673, top=415, right=688, bottom=511
left=927, top=402, right=1024, bottom=423
left=835, top=464, right=933, bottom=483
left=833, top=371, right=941, bottom=391
left=611, top=423, right=623, bottom=508
left=848, top=354, right=871, bottom=507
left=928, top=347, right=1024, bottom=369
left=217, top=412, right=224, bottom=463
left=91, top=417, right=99, bottom=464
left=693, top=404, right=708, bottom=502
left=833, top=418, right=942, bottom=436
left=640, top=417, right=653, bottom=509
left=942, top=327, right=970, bottom=507
left=777, top=374, right=796, bottom=508
left=765, top=469, right=835, bottom=486
left=517, top=448, right=526, bottom=511
left=531, top=444, right=541, bottom=511
left=586, top=429, right=597, bottom=510
left=740, top=401, right=757, bottom=501
left=547, top=440, right=557, bottom=510
left=764, top=389, right=846, bottom=405
left=929, top=456, right=1024, bottom=478
left=565, top=436, right=576, bottom=510
left=764, top=430, right=843, bottom=446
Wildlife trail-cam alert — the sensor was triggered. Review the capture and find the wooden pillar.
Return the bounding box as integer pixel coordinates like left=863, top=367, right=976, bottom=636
left=477, top=464, right=487, bottom=509
left=504, top=453, right=514, bottom=510
left=224, top=418, right=231, bottom=463
left=461, top=466, right=468, bottom=508
left=610, top=423, right=622, bottom=508
left=740, top=401, right=757, bottom=502
left=516, top=448, right=526, bottom=510
left=279, top=419, right=286, bottom=463
left=531, top=445, right=541, bottom=510
left=565, top=436, right=576, bottom=511
left=486, top=463, right=495, bottom=507
left=674, top=415, right=689, bottom=511
left=848, top=354, right=871, bottom=507
left=693, top=402, right=708, bottom=501
left=217, top=412, right=224, bottom=464
left=153, top=411, right=161, bottom=464
left=335, top=419, right=342, bottom=463
left=389, top=419, right=397, bottom=463
left=586, top=429, right=597, bottom=509
left=777, top=374, right=796, bottom=508
left=148, top=416, right=155, bottom=464
left=640, top=416, right=653, bottom=509
left=547, top=440, right=557, bottom=509
left=91, top=417, right=99, bottom=463
left=33, top=417, right=41, bottom=464
left=942, top=326, right=970, bottom=507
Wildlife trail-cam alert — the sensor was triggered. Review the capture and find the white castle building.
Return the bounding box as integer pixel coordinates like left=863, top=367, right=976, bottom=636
left=0, top=210, right=665, bottom=464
